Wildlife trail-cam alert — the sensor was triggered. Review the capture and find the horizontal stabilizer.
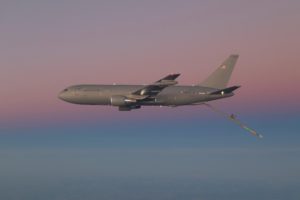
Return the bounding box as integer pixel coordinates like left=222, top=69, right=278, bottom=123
left=210, top=85, right=240, bottom=95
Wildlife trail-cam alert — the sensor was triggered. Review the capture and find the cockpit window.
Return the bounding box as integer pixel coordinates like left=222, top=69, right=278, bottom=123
left=64, top=89, right=69, bottom=92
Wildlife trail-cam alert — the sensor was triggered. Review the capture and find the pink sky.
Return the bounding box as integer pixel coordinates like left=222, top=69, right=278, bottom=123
left=1, top=0, right=300, bottom=125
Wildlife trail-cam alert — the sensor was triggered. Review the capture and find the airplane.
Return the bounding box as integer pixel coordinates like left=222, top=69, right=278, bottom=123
left=58, top=54, right=262, bottom=138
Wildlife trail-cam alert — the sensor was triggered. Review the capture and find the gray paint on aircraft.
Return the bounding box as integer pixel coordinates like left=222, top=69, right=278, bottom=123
left=59, top=84, right=233, bottom=106
left=58, top=55, right=239, bottom=110
left=58, top=54, right=263, bottom=138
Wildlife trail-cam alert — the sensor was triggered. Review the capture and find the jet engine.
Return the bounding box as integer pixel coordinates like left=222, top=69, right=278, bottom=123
left=110, top=95, right=136, bottom=106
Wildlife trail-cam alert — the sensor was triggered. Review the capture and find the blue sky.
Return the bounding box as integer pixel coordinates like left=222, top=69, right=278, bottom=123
left=1, top=109, right=300, bottom=199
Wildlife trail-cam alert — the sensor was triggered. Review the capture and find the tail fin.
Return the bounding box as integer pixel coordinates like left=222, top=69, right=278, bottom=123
left=199, top=54, right=239, bottom=89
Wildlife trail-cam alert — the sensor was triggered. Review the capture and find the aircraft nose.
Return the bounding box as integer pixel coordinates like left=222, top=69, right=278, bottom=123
left=58, top=91, right=66, bottom=101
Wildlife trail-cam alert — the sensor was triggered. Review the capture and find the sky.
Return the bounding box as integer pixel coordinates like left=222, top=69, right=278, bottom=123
left=1, top=0, right=300, bottom=199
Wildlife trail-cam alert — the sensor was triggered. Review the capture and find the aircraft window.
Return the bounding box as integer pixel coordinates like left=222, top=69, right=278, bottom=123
left=64, top=89, right=68, bottom=92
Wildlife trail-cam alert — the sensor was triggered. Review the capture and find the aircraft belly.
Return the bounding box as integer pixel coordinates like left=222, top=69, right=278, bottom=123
left=152, top=94, right=206, bottom=106
left=173, top=95, right=206, bottom=105
left=69, top=94, right=110, bottom=105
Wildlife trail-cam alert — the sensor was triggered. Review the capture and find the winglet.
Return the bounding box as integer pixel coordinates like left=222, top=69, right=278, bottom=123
left=155, top=73, right=180, bottom=86
left=157, top=74, right=180, bottom=82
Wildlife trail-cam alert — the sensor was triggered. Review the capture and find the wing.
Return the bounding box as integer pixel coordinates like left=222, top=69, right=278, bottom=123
left=126, top=73, right=180, bottom=100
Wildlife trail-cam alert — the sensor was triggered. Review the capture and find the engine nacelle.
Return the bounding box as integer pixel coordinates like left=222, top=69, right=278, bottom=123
left=110, top=95, right=135, bottom=106
left=119, top=105, right=141, bottom=111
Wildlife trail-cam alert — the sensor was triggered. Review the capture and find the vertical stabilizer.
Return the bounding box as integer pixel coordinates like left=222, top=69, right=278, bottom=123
left=199, top=55, right=239, bottom=89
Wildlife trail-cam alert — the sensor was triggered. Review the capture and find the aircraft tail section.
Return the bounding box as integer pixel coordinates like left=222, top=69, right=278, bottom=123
left=199, top=54, right=239, bottom=89
left=209, top=85, right=240, bottom=95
